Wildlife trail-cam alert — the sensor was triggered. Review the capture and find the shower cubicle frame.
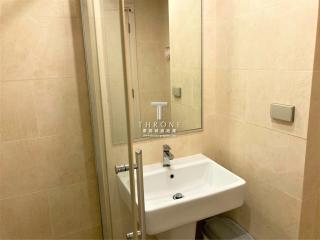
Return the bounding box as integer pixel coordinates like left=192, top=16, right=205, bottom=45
left=80, top=0, right=145, bottom=239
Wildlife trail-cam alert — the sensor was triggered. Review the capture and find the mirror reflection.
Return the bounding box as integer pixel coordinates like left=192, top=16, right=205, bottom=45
left=108, top=0, right=202, bottom=143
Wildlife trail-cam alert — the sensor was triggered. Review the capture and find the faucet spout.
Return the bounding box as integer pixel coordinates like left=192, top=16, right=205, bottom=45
left=163, top=144, right=174, bottom=167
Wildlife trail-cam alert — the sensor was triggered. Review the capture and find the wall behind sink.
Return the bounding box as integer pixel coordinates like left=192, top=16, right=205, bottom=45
left=211, top=0, right=319, bottom=239
left=96, top=0, right=215, bottom=237
left=134, top=1, right=320, bottom=239
left=102, top=0, right=320, bottom=239
left=101, top=0, right=216, bottom=237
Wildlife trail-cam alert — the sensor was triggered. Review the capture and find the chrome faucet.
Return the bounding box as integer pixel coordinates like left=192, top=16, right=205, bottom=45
left=163, top=144, right=174, bottom=167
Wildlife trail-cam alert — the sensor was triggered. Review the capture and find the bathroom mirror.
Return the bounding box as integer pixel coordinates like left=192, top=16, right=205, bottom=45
left=107, top=0, right=202, bottom=143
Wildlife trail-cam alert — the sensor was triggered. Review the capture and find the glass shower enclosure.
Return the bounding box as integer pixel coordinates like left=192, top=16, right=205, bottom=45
left=80, top=0, right=145, bottom=239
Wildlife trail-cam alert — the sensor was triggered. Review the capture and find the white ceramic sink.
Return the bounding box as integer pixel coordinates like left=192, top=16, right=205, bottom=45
left=117, top=154, right=246, bottom=236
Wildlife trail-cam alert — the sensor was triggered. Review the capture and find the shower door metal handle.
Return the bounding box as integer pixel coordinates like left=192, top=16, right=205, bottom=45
left=135, top=149, right=146, bottom=240
left=118, top=150, right=146, bottom=240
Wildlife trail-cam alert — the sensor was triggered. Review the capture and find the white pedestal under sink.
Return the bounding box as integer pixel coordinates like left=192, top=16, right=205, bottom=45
left=117, top=154, right=246, bottom=239
left=156, top=222, right=196, bottom=240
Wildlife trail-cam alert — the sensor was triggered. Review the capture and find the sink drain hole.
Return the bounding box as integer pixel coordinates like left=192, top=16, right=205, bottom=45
left=173, top=193, right=184, bottom=200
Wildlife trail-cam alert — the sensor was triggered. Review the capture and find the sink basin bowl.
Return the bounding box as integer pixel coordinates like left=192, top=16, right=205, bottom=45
left=117, top=154, right=246, bottom=235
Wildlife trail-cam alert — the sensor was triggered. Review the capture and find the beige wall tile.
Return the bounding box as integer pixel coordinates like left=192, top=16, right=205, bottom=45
left=215, top=14, right=250, bottom=69
left=0, top=1, right=3, bottom=17
left=1, top=0, right=82, bottom=18
left=249, top=0, right=303, bottom=11
left=0, top=134, right=95, bottom=199
left=249, top=1, right=317, bottom=71
left=202, top=69, right=215, bottom=116
left=0, top=192, right=52, bottom=239
left=59, top=226, right=103, bottom=239
left=65, top=18, right=87, bottom=79
left=33, top=77, right=91, bottom=137
left=133, top=130, right=210, bottom=166
left=48, top=181, right=101, bottom=237
left=1, top=0, right=68, bottom=18
left=2, top=17, right=74, bottom=80
left=211, top=115, right=246, bottom=176
left=214, top=70, right=247, bottom=121
left=102, top=0, right=119, bottom=11
left=230, top=176, right=301, bottom=239
left=244, top=70, right=272, bottom=127
left=0, top=0, right=101, bottom=238
left=216, top=0, right=251, bottom=20
left=244, top=124, right=306, bottom=200
left=258, top=181, right=301, bottom=239
left=245, top=70, right=312, bottom=139
left=202, top=0, right=216, bottom=22
left=202, top=19, right=216, bottom=71
left=216, top=0, right=318, bottom=71
left=202, top=0, right=216, bottom=75
left=1, top=81, right=38, bottom=141
left=213, top=1, right=318, bottom=238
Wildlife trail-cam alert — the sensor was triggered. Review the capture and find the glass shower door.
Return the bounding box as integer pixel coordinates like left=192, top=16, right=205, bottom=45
left=80, top=0, right=144, bottom=239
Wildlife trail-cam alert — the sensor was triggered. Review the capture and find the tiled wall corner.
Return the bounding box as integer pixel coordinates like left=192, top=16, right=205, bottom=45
left=212, top=0, right=319, bottom=239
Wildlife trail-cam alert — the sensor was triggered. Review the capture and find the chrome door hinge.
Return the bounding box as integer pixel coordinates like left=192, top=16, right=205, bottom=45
left=115, top=163, right=137, bottom=174
left=126, top=231, right=141, bottom=240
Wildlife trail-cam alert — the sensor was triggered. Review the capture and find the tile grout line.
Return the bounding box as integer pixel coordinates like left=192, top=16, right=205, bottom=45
left=0, top=179, right=92, bottom=202
left=211, top=113, right=308, bottom=141
left=0, top=76, right=79, bottom=83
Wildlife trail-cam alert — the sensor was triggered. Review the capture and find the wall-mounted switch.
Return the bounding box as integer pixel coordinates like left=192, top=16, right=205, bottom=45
left=172, top=87, right=182, bottom=98
left=270, top=103, right=295, bottom=123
